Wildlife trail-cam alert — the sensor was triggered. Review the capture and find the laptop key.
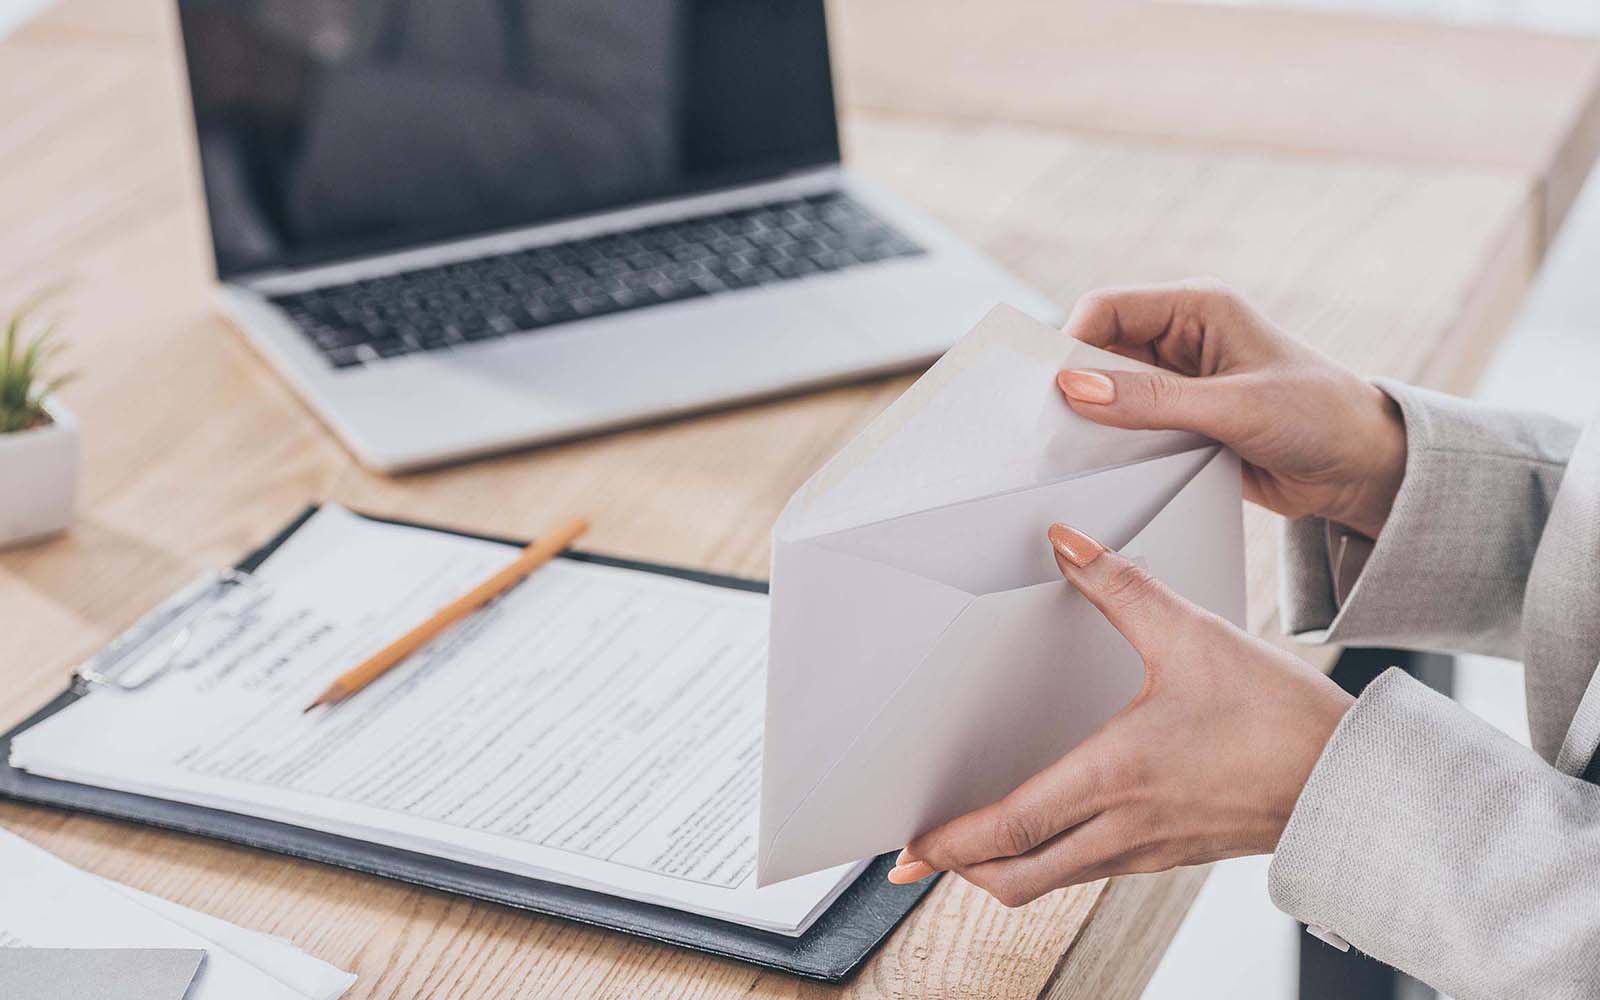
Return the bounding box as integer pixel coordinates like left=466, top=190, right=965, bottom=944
left=610, top=286, right=660, bottom=308
left=772, top=258, right=816, bottom=278
left=367, top=337, right=411, bottom=358
left=661, top=281, right=709, bottom=301
left=483, top=307, right=528, bottom=332
left=309, top=323, right=366, bottom=349
left=529, top=300, right=579, bottom=325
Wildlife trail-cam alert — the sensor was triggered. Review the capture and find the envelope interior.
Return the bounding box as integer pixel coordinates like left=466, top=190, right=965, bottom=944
left=808, top=446, right=1219, bottom=595
left=774, top=313, right=1208, bottom=544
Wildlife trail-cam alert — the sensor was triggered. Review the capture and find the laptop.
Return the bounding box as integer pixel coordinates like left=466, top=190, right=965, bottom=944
left=177, top=0, right=1058, bottom=472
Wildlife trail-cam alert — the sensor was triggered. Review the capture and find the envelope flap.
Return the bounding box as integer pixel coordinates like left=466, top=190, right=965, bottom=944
left=810, top=446, right=1219, bottom=595
left=775, top=304, right=1207, bottom=541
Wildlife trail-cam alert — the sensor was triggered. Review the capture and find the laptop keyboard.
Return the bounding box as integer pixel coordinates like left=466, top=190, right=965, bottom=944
left=268, top=191, right=924, bottom=369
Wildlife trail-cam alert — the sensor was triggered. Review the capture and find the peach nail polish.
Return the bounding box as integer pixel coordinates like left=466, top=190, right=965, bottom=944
left=1057, top=369, right=1116, bottom=404
left=1048, top=523, right=1105, bottom=567
left=886, top=860, right=935, bottom=884
left=895, top=847, right=916, bottom=866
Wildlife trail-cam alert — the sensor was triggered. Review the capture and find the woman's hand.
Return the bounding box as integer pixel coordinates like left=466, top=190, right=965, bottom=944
left=1054, top=281, right=1406, bottom=539
left=886, top=525, right=1354, bottom=905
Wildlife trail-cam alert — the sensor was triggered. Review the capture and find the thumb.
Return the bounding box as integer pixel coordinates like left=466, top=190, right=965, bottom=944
left=1046, top=523, right=1183, bottom=657
left=1056, top=368, right=1247, bottom=441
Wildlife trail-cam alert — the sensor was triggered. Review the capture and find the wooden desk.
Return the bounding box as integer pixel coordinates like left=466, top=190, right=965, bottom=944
left=1, top=1, right=1596, bottom=996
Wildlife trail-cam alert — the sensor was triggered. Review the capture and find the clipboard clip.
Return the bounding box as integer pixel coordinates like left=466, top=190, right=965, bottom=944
left=75, top=569, right=261, bottom=693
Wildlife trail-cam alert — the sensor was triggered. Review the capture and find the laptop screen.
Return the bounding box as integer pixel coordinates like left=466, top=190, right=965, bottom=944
left=178, top=0, right=841, bottom=278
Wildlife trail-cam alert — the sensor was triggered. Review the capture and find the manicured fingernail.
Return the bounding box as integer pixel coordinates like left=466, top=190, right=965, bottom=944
left=895, top=847, right=917, bottom=866
left=1049, top=523, right=1106, bottom=568
left=1057, top=369, right=1116, bottom=404
left=886, top=861, right=935, bottom=884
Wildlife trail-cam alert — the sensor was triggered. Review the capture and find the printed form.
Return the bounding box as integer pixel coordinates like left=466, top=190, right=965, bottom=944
left=10, top=506, right=863, bottom=934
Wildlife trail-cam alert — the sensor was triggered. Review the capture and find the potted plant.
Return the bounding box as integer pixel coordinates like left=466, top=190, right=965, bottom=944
left=0, top=297, right=77, bottom=548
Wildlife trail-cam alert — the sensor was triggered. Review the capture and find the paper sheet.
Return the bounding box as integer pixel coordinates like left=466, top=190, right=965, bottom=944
left=0, top=828, right=352, bottom=1000
left=106, top=884, right=355, bottom=1000
left=11, top=506, right=862, bottom=934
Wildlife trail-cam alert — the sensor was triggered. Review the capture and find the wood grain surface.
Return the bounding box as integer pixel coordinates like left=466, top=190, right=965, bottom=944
left=1, top=0, right=1595, bottom=997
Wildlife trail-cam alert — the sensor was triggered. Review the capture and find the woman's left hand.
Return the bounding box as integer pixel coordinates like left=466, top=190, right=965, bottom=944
left=886, top=522, right=1354, bottom=906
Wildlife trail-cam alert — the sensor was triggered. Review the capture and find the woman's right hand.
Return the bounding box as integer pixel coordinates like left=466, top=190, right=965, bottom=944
left=1054, top=280, right=1407, bottom=540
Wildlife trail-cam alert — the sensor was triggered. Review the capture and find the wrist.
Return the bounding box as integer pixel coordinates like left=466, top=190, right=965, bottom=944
left=1330, top=383, right=1406, bottom=539
left=1262, top=678, right=1354, bottom=852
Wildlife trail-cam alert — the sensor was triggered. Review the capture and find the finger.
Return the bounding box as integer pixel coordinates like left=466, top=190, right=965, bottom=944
left=1046, top=523, right=1190, bottom=658
left=1062, top=278, right=1280, bottom=377
left=1062, top=284, right=1185, bottom=351
left=1061, top=279, right=1241, bottom=372
left=1055, top=368, right=1254, bottom=444
left=902, top=737, right=1117, bottom=873
left=957, top=813, right=1126, bottom=908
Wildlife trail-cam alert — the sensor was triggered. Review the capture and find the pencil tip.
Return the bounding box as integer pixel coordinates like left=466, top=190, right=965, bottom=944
left=302, top=699, right=322, bottom=714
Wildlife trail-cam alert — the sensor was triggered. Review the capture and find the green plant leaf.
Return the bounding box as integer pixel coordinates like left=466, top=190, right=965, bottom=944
left=2, top=314, right=15, bottom=374
left=0, top=289, right=74, bottom=435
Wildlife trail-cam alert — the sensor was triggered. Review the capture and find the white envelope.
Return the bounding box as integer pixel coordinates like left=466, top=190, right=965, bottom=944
left=757, top=304, right=1246, bottom=885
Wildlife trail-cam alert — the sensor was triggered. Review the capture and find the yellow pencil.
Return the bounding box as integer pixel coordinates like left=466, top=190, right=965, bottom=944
left=302, top=515, right=590, bottom=712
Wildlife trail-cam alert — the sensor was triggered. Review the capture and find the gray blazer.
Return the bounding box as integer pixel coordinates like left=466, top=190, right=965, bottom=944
left=1272, top=378, right=1600, bottom=998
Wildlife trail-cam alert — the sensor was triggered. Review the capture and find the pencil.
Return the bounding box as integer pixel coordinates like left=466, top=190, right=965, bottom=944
left=302, top=515, right=590, bottom=712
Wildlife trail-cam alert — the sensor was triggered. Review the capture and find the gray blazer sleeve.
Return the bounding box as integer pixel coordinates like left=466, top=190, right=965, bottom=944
left=1269, top=382, right=1600, bottom=997
left=1270, top=669, right=1600, bottom=998
left=1279, top=378, right=1579, bottom=659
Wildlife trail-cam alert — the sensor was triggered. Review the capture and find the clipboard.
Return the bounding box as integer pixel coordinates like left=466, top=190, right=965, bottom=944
left=0, top=506, right=938, bottom=982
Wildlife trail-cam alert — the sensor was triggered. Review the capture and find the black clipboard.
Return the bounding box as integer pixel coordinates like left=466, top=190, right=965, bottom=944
left=0, top=506, right=937, bottom=982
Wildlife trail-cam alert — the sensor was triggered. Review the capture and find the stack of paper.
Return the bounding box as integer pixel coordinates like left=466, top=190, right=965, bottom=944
left=0, top=827, right=355, bottom=1000
left=9, top=505, right=864, bottom=933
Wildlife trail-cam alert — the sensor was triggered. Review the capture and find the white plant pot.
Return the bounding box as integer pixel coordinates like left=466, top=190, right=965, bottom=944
left=0, top=397, right=79, bottom=548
